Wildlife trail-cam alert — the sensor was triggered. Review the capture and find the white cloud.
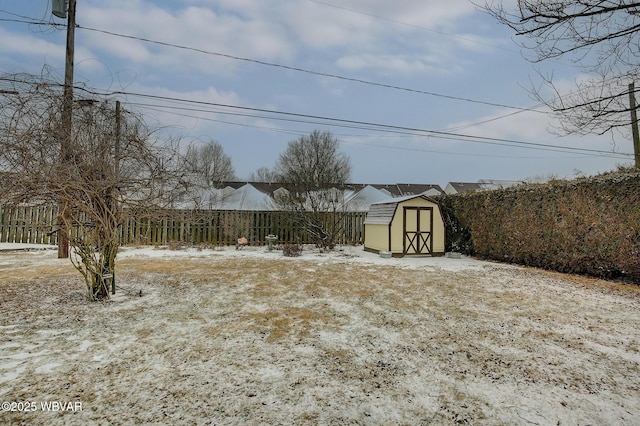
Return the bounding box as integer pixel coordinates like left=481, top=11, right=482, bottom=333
left=122, top=83, right=243, bottom=131
left=0, top=29, right=61, bottom=57
left=442, top=107, right=626, bottom=157
left=0, top=28, right=63, bottom=72
left=336, top=53, right=450, bottom=75
left=73, top=0, right=485, bottom=78
left=0, top=0, right=629, bottom=184
left=79, top=1, right=294, bottom=75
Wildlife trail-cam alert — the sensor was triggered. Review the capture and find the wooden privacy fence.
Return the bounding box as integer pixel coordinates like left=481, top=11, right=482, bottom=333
left=0, top=205, right=59, bottom=245
left=0, top=205, right=367, bottom=246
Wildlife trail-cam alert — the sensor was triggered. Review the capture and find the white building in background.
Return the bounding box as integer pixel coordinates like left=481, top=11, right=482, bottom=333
left=444, top=180, right=523, bottom=195
left=342, top=185, right=393, bottom=212
left=213, top=183, right=275, bottom=211
left=187, top=181, right=447, bottom=212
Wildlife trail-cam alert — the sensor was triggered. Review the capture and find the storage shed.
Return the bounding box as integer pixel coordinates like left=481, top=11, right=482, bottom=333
left=364, top=195, right=445, bottom=257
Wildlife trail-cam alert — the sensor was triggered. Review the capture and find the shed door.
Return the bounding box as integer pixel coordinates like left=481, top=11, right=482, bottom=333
left=403, top=206, right=433, bottom=255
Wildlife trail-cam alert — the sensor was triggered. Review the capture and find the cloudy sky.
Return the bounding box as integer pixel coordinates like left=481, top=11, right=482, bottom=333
left=0, top=0, right=635, bottom=186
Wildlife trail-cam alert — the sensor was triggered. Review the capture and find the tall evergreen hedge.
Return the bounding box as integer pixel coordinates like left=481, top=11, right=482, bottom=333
left=437, top=171, right=640, bottom=283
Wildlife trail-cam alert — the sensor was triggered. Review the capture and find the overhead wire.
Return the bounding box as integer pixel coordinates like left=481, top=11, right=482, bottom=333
left=435, top=104, right=549, bottom=132
left=74, top=24, right=544, bottom=113
left=77, top=86, right=630, bottom=159
left=0, top=10, right=632, bottom=161
left=0, top=12, right=549, bottom=114
left=1, top=74, right=625, bottom=159
left=132, top=101, right=624, bottom=160
left=0, top=55, right=632, bottom=160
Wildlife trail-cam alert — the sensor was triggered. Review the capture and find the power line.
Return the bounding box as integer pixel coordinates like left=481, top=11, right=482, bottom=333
left=435, top=105, right=548, bottom=132
left=0, top=16, right=64, bottom=28
left=339, top=138, right=598, bottom=160
left=74, top=86, right=630, bottom=159
left=0, top=11, right=546, bottom=114
left=0, top=75, right=631, bottom=158
left=130, top=101, right=612, bottom=160
left=75, top=24, right=543, bottom=113
left=0, top=9, right=48, bottom=22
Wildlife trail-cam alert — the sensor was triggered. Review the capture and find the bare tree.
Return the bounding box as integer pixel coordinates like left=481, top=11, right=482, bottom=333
left=274, top=130, right=352, bottom=249
left=248, top=166, right=278, bottom=183
left=0, top=73, right=186, bottom=300
left=182, top=140, right=236, bottom=188
left=480, top=1, right=640, bottom=140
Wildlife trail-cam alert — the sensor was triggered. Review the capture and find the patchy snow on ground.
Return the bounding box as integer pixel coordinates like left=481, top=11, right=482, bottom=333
left=1, top=244, right=639, bottom=425
left=116, top=244, right=490, bottom=272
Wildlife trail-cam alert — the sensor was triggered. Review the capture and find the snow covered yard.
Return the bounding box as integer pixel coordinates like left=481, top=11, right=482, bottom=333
left=1, top=245, right=639, bottom=425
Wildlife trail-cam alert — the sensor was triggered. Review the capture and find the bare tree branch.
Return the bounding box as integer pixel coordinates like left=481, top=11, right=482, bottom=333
left=480, top=1, right=640, bottom=138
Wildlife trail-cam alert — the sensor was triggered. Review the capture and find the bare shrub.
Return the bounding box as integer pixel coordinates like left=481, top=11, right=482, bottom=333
left=0, top=73, right=189, bottom=300
left=282, top=243, right=302, bottom=257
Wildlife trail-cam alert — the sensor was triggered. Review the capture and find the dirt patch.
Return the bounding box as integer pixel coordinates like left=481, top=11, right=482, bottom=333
left=1, top=248, right=639, bottom=425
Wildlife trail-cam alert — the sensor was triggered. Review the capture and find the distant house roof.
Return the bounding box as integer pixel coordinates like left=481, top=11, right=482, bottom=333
left=444, top=182, right=483, bottom=194
left=369, top=183, right=443, bottom=197
left=477, top=179, right=523, bottom=190
left=445, top=180, right=523, bottom=194
left=342, top=185, right=393, bottom=212
left=204, top=181, right=444, bottom=211
left=170, top=187, right=224, bottom=210
left=242, top=182, right=288, bottom=197
left=395, top=183, right=443, bottom=196
left=213, top=181, right=443, bottom=196
left=216, top=183, right=275, bottom=211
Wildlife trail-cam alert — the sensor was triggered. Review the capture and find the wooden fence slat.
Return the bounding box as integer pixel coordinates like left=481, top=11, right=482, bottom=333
left=0, top=205, right=368, bottom=246
left=9, top=207, right=17, bottom=243
left=0, top=205, right=6, bottom=243
left=0, top=206, right=6, bottom=243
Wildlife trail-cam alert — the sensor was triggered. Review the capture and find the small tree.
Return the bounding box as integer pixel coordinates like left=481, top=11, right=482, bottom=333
left=165, top=139, right=237, bottom=210
left=182, top=140, right=237, bottom=187
left=274, top=130, right=352, bottom=249
left=248, top=166, right=278, bottom=183
left=0, top=73, right=186, bottom=300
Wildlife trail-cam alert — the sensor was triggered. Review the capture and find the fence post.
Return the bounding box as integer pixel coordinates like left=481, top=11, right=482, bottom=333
left=0, top=205, right=5, bottom=243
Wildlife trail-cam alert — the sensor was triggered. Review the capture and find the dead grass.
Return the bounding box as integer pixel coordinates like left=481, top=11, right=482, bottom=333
left=1, top=250, right=639, bottom=425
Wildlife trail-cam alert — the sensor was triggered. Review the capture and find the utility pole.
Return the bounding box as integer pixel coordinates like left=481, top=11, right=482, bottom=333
left=56, top=0, right=76, bottom=258
left=115, top=100, right=121, bottom=184
left=111, top=100, right=121, bottom=295
left=629, top=82, right=640, bottom=169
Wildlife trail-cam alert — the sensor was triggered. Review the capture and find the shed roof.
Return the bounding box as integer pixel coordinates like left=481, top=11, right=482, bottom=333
left=364, top=194, right=437, bottom=225
left=363, top=203, right=397, bottom=225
